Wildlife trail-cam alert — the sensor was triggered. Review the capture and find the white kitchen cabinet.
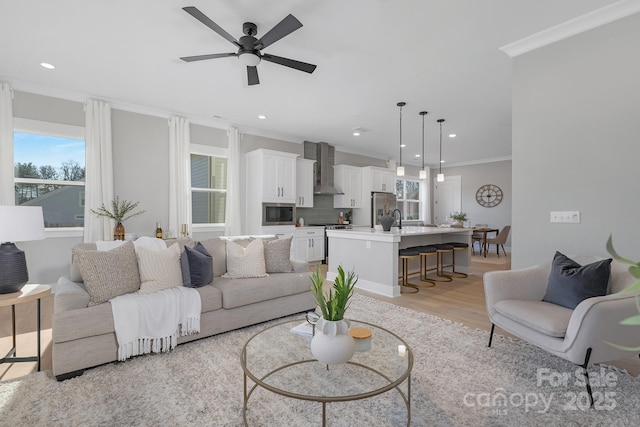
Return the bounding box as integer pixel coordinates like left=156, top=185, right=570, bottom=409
left=260, top=225, right=295, bottom=239
left=246, top=149, right=298, bottom=234
left=247, top=149, right=297, bottom=204
left=296, top=158, right=315, bottom=208
left=369, top=167, right=396, bottom=193
left=333, top=164, right=362, bottom=208
left=291, top=227, right=325, bottom=262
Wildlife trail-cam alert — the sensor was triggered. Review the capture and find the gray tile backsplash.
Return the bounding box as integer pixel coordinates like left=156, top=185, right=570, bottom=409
left=296, top=194, right=350, bottom=225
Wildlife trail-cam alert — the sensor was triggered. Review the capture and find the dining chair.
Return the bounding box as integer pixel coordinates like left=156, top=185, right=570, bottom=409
left=471, top=224, right=488, bottom=255
left=485, top=225, right=511, bottom=257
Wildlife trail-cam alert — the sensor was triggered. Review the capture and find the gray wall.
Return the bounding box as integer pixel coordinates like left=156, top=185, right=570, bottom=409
left=438, top=160, right=512, bottom=247
left=512, top=13, right=640, bottom=268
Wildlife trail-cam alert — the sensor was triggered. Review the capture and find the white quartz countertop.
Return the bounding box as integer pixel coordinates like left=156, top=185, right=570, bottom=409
left=326, top=225, right=471, bottom=242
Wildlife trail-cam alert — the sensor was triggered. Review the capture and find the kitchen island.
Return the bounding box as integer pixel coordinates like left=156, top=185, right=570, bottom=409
left=326, top=226, right=472, bottom=297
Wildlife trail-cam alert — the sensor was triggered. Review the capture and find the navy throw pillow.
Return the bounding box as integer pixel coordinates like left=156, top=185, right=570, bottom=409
left=181, top=242, right=214, bottom=288
left=542, top=251, right=612, bottom=309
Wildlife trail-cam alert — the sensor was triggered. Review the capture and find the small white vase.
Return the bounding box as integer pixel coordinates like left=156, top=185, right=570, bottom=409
left=310, top=317, right=356, bottom=364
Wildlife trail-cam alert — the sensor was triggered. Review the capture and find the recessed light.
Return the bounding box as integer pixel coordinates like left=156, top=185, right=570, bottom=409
left=440, top=160, right=445, bottom=163
left=40, top=62, right=55, bottom=70
left=449, top=134, right=456, bottom=138
left=258, top=115, right=267, bottom=120
left=400, top=144, right=406, bottom=148
left=414, top=154, right=420, bottom=158
left=353, top=132, right=360, bottom=136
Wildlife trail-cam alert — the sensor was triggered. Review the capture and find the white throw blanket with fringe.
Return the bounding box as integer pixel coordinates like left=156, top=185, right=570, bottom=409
left=110, top=286, right=201, bottom=361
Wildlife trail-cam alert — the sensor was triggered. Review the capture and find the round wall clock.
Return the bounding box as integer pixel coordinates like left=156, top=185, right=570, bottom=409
left=476, top=184, right=503, bottom=207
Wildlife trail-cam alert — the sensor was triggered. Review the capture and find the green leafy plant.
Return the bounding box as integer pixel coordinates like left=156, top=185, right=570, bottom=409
left=450, top=211, right=468, bottom=222
left=605, top=235, right=640, bottom=351
left=310, top=265, right=358, bottom=321
left=90, top=196, right=146, bottom=224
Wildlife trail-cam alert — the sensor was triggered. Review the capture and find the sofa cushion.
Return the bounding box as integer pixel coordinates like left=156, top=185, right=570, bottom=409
left=199, top=237, right=227, bottom=278
left=193, top=284, right=223, bottom=312
left=494, top=299, right=573, bottom=338
left=181, top=242, right=214, bottom=287
left=137, top=243, right=183, bottom=294
left=264, top=237, right=293, bottom=273
left=543, top=251, right=612, bottom=309
left=214, top=271, right=312, bottom=309
left=222, top=238, right=268, bottom=279
left=73, top=241, right=141, bottom=306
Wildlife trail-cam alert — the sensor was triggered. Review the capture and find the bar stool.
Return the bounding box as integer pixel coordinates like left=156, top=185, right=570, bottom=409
left=433, top=243, right=454, bottom=281
left=398, top=246, right=421, bottom=293
left=417, top=245, right=444, bottom=284
left=443, top=242, right=469, bottom=278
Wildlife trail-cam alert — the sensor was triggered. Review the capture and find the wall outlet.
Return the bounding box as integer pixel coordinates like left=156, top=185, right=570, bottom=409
left=550, top=211, right=581, bottom=223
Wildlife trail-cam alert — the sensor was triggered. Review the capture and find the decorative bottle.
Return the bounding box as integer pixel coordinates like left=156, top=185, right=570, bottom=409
left=155, top=222, right=163, bottom=239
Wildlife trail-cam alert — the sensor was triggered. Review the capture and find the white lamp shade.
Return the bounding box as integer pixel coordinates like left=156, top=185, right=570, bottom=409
left=0, top=206, right=46, bottom=242
left=437, top=173, right=445, bottom=182
left=419, top=170, right=427, bottom=179
left=238, top=52, right=261, bottom=66
left=396, top=166, right=405, bottom=177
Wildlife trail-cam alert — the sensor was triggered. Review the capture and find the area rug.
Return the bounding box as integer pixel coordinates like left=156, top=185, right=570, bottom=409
left=1, top=294, right=639, bottom=426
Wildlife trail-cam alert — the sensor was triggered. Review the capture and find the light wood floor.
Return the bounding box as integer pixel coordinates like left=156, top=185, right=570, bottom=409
left=1, top=258, right=638, bottom=382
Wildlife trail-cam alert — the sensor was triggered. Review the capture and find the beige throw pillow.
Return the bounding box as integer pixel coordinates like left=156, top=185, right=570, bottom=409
left=137, top=243, right=183, bottom=294
left=264, top=237, right=293, bottom=273
left=73, top=241, right=141, bottom=306
left=223, top=238, right=268, bottom=279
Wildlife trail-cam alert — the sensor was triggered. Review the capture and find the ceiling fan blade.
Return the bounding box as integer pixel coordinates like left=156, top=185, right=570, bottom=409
left=254, top=14, right=302, bottom=50
left=247, top=66, right=260, bottom=85
left=262, top=54, right=317, bottom=74
left=183, top=6, right=240, bottom=48
left=180, top=53, right=237, bottom=62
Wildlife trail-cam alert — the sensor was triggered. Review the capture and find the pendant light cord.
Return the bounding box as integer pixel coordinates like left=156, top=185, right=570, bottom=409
left=398, top=103, right=404, bottom=167
left=438, top=119, right=445, bottom=175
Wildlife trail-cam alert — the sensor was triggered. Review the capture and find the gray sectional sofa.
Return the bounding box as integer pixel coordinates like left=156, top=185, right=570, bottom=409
left=53, top=236, right=315, bottom=380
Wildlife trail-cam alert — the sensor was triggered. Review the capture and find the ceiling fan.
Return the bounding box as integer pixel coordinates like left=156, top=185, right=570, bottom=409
left=180, top=6, right=317, bottom=85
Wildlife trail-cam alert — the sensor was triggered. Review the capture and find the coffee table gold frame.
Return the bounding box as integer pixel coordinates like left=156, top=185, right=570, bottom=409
left=241, top=319, right=413, bottom=426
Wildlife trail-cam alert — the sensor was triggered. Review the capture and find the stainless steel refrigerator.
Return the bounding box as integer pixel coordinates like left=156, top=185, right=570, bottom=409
left=371, top=191, right=397, bottom=228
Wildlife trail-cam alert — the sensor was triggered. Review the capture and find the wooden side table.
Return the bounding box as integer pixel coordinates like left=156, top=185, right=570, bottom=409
left=0, top=284, right=51, bottom=371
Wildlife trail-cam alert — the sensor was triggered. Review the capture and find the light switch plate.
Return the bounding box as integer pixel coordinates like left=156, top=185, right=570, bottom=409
left=550, top=211, right=581, bottom=223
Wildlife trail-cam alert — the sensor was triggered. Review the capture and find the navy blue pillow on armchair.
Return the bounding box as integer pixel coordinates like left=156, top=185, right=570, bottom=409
left=542, top=251, right=612, bottom=309
left=180, top=242, right=214, bottom=287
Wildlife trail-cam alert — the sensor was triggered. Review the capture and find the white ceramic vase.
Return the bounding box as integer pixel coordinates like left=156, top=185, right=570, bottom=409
left=310, top=317, right=356, bottom=364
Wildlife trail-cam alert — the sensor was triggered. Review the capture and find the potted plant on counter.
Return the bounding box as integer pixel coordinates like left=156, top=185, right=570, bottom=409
left=449, top=211, right=468, bottom=228
left=309, top=265, right=358, bottom=364
left=90, top=196, right=145, bottom=240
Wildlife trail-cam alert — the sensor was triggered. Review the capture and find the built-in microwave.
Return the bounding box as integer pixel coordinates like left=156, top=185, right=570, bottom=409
left=262, top=203, right=296, bottom=226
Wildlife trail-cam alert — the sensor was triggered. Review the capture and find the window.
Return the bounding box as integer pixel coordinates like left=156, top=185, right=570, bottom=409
left=13, top=119, right=85, bottom=228
left=396, top=178, right=420, bottom=220
left=191, top=145, right=227, bottom=225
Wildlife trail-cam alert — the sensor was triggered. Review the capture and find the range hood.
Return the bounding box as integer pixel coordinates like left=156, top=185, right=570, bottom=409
left=303, top=141, right=344, bottom=195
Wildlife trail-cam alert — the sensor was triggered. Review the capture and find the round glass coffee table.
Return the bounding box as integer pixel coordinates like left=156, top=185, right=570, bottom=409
left=241, top=318, right=413, bottom=426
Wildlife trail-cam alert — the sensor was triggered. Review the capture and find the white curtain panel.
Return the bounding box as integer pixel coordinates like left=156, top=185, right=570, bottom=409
left=225, top=127, right=242, bottom=236
left=84, top=100, right=114, bottom=242
left=168, top=116, right=191, bottom=237
left=0, top=83, right=14, bottom=205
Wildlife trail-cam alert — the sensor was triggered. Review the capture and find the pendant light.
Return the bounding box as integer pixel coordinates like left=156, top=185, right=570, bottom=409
left=437, top=119, right=445, bottom=182
left=419, top=111, right=428, bottom=179
left=396, top=102, right=406, bottom=177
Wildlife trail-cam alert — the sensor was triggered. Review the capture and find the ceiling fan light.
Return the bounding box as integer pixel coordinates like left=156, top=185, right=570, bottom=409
left=239, top=52, right=261, bottom=66
left=419, top=169, right=427, bottom=179
left=397, top=166, right=405, bottom=177
left=437, top=173, right=445, bottom=182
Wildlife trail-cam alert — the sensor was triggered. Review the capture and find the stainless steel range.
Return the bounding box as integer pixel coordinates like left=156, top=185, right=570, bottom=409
left=310, top=223, right=353, bottom=263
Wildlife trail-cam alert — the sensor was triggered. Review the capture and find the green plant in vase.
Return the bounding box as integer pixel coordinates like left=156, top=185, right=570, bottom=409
left=90, top=196, right=145, bottom=240
left=449, top=211, right=468, bottom=222
left=310, top=264, right=358, bottom=321
left=605, top=235, right=640, bottom=351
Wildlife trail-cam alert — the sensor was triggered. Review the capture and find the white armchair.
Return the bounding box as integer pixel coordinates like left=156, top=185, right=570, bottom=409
left=484, top=256, right=639, bottom=405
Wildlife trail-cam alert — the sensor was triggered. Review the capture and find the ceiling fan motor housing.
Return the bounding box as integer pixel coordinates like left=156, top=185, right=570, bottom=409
left=243, top=22, right=257, bottom=36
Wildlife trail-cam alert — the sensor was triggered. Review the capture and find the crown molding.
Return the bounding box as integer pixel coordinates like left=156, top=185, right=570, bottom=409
left=499, top=0, right=640, bottom=58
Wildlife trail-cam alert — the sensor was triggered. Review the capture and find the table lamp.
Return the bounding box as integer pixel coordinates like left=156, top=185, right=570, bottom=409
left=0, top=206, right=45, bottom=294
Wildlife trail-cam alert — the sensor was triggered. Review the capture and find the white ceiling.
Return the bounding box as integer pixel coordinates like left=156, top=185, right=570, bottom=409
left=0, top=0, right=617, bottom=168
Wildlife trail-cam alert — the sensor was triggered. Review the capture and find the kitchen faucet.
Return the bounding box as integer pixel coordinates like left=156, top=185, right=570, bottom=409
left=391, top=209, right=402, bottom=229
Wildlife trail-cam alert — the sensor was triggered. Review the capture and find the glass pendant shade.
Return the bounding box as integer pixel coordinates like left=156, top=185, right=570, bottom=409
left=437, top=173, right=445, bottom=182
left=397, top=166, right=405, bottom=177
left=419, top=169, right=427, bottom=179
